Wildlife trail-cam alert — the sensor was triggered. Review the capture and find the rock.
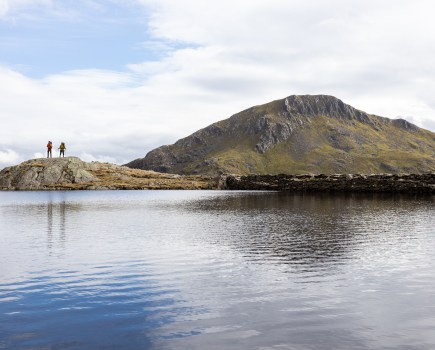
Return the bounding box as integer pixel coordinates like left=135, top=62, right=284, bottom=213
left=0, top=157, right=99, bottom=190
left=223, top=173, right=435, bottom=193
left=0, top=157, right=215, bottom=191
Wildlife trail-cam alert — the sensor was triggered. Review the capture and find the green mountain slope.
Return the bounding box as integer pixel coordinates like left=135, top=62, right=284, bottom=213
left=126, top=95, right=435, bottom=175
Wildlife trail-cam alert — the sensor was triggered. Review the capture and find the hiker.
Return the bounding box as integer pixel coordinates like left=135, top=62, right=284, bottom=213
left=47, top=141, right=53, bottom=158
left=58, top=142, right=66, bottom=157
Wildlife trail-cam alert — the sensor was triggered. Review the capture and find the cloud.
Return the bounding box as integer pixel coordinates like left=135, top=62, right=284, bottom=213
left=0, top=0, right=52, bottom=17
left=1, top=1, right=435, bottom=167
left=79, top=152, right=117, bottom=164
left=0, top=66, right=182, bottom=165
left=137, top=2, right=435, bottom=91
left=0, top=149, right=23, bottom=167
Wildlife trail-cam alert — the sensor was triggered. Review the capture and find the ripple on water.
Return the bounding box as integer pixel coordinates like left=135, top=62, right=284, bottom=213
left=0, top=191, right=435, bottom=350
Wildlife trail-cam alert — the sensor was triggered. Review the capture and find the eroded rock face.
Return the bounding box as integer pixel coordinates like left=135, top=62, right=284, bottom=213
left=254, top=95, right=372, bottom=153
left=0, top=157, right=99, bottom=190
left=283, top=95, right=370, bottom=122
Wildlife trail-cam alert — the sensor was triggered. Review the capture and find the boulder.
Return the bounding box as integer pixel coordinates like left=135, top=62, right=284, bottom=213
left=0, top=157, right=99, bottom=190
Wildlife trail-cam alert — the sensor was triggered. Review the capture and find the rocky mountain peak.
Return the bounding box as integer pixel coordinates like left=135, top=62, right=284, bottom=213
left=250, top=95, right=373, bottom=153
left=284, top=95, right=370, bottom=123
left=125, top=95, right=435, bottom=175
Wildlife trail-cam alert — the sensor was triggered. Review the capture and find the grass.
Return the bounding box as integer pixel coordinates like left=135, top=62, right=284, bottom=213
left=130, top=96, right=435, bottom=176
left=192, top=114, right=435, bottom=175
left=86, top=164, right=215, bottom=190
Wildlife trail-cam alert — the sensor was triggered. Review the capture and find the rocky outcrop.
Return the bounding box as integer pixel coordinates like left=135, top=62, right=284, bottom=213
left=253, top=95, right=374, bottom=153
left=125, top=94, right=435, bottom=175
left=222, top=173, right=435, bottom=193
left=0, top=157, right=215, bottom=190
left=0, top=157, right=98, bottom=190
left=284, top=95, right=371, bottom=122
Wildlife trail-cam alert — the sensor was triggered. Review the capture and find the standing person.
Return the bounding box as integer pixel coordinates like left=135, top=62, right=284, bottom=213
left=47, top=141, right=52, bottom=158
left=58, top=142, right=66, bottom=157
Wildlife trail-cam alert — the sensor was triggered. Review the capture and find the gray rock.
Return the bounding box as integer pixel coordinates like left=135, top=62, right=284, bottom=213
left=0, top=157, right=99, bottom=190
left=224, top=173, right=435, bottom=193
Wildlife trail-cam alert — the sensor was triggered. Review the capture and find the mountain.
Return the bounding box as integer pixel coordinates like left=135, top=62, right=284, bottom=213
left=126, top=95, right=435, bottom=175
left=0, top=157, right=214, bottom=190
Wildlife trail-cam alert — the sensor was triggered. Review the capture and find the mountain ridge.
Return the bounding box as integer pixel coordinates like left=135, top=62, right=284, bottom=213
left=126, top=95, right=435, bottom=175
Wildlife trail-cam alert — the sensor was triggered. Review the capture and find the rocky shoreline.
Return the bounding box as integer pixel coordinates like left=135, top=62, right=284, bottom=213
left=0, top=157, right=215, bottom=190
left=222, top=173, right=435, bottom=193
left=1, top=158, right=434, bottom=193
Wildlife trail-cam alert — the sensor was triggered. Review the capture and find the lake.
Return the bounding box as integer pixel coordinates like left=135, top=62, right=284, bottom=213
left=0, top=190, right=434, bottom=350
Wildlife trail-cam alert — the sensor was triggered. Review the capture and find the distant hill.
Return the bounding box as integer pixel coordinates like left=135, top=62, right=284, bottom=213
left=126, top=95, right=435, bottom=175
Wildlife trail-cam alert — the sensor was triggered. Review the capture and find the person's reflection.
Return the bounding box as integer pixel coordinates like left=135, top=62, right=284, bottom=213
left=47, top=201, right=53, bottom=252
left=46, top=198, right=68, bottom=253
left=59, top=201, right=66, bottom=246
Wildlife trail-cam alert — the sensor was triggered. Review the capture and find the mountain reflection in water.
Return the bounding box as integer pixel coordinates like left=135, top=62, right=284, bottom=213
left=182, top=192, right=433, bottom=269
left=0, top=191, right=434, bottom=350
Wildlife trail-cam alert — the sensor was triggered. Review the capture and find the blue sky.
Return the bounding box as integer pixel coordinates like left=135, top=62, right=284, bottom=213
left=0, top=2, right=155, bottom=76
left=1, top=0, right=435, bottom=167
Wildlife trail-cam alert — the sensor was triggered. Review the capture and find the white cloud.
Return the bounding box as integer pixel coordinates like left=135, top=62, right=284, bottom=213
left=1, top=1, right=435, bottom=168
left=0, top=1, right=7, bottom=16
left=0, top=0, right=52, bottom=17
left=80, top=152, right=117, bottom=164
left=0, top=149, right=23, bottom=167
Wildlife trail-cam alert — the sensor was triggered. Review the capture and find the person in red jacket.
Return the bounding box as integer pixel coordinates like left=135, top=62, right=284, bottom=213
left=47, top=141, right=52, bottom=158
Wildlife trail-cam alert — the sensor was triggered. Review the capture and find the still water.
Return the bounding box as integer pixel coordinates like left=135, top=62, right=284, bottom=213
left=0, top=190, right=434, bottom=350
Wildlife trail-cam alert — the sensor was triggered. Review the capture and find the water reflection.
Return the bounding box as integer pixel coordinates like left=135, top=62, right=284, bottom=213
left=179, top=192, right=435, bottom=271
left=47, top=201, right=53, bottom=249
left=0, top=191, right=434, bottom=350
left=46, top=201, right=66, bottom=251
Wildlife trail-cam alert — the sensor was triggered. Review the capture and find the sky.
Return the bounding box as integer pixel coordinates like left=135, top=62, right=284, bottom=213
left=1, top=0, right=435, bottom=168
